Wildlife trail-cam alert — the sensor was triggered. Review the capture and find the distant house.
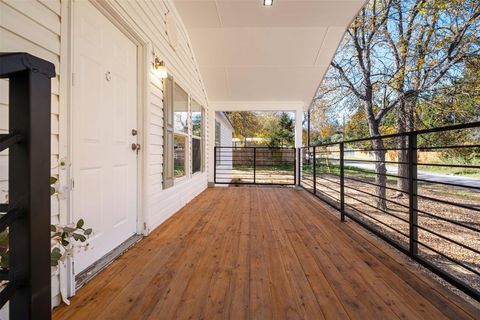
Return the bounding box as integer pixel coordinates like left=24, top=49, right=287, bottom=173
left=213, top=112, right=234, bottom=184
left=215, top=112, right=234, bottom=148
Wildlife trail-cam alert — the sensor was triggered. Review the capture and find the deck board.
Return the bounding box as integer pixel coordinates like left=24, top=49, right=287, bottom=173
left=53, top=187, right=479, bottom=320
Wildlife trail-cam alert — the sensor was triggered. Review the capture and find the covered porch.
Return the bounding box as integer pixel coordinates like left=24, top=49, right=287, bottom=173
left=53, top=187, right=478, bottom=319
left=1, top=0, right=479, bottom=318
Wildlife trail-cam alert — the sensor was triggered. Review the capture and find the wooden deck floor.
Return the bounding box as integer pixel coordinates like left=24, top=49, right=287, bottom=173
left=53, top=187, right=479, bottom=320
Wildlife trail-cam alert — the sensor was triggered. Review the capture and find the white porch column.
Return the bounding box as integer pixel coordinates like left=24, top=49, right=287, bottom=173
left=207, top=108, right=216, bottom=186
left=295, top=107, right=304, bottom=185
left=295, top=107, right=303, bottom=148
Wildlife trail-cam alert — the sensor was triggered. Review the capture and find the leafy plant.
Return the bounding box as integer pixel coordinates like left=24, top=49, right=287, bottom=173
left=0, top=231, right=8, bottom=269
left=0, top=176, right=93, bottom=269
left=50, top=219, right=93, bottom=267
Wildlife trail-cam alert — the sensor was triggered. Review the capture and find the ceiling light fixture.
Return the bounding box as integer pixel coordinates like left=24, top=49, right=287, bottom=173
left=153, top=57, right=168, bottom=79
left=264, top=0, right=273, bottom=6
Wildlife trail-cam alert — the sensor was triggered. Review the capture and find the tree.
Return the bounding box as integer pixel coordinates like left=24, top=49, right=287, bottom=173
left=314, top=0, right=480, bottom=207
left=322, top=0, right=393, bottom=209
left=416, top=55, right=480, bottom=160
left=383, top=0, right=480, bottom=194
left=417, top=55, right=480, bottom=130
left=267, top=113, right=295, bottom=147
left=259, top=113, right=280, bottom=144
left=309, top=100, right=342, bottom=144
left=226, top=112, right=260, bottom=146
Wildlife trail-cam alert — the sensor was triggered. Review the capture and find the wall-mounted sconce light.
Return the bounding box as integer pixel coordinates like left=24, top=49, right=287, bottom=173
left=264, top=0, right=273, bottom=6
left=153, top=57, right=168, bottom=79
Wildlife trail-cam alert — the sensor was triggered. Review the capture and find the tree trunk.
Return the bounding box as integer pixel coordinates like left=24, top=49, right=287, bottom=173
left=397, top=101, right=409, bottom=195
left=365, top=106, right=388, bottom=210
left=397, top=137, right=409, bottom=195
left=397, top=92, right=417, bottom=196
left=372, top=138, right=388, bottom=210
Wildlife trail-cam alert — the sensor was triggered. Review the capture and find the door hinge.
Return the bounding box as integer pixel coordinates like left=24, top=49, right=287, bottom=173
left=72, top=72, right=75, bottom=86
left=71, top=178, right=75, bottom=190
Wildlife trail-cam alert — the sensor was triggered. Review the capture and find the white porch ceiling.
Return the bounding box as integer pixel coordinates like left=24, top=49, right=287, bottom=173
left=173, top=0, right=366, bottom=109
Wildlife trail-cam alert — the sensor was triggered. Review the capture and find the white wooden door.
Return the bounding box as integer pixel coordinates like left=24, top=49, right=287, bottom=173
left=72, top=1, right=138, bottom=273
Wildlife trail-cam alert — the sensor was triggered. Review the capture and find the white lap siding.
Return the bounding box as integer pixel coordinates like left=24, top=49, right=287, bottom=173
left=0, top=0, right=63, bottom=310
left=104, top=0, right=209, bottom=230
left=215, top=113, right=233, bottom=182
left=220, top=120, right=233, bottom=148
left=0, top=0, right=209, bottom=310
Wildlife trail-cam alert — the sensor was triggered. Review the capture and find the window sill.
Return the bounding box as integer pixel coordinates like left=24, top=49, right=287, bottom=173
left=174, top=175, right=188, bottom=184
left=192, top=171, right=203, bottom=177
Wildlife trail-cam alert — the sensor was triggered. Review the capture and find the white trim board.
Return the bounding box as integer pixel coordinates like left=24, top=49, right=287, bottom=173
left=210, top=101, right=307, bottom=111
left=67, top=0, right=150, bottom=296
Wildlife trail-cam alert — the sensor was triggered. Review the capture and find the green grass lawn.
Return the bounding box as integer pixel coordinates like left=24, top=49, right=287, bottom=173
left=303, top=160, right=480, bottom=178
left=416, top=164, right=480, bottom=178
left=302, top=163, right=375, bottom=178
left=233, top=163, right=295, bottom=171
left=228, top=159, right=479, bottom=180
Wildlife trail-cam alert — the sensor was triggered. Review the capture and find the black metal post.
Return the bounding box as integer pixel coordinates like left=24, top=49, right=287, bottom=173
left=312, top=146, right=316, bottom=194
left=340, top=142, right=345, bottom=222
left=293, top=148, right=297, bottom=186
left=4, top=53, right=54, bottom=320
left=408, top=133, right=418, bottom=256
left=297, top=148, right=301, bottom=186
left=214, top=146, right=217, bottom=184
left=253, top=147, right=256, bottom=184
left=307, top=111, right=311, bottom=147
left=294, top=121, right=480, bottom=300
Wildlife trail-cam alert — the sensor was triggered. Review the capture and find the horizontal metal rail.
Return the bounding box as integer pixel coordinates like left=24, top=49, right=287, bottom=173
left=315, top=181, right=341, bottom=194
left=0, top=282, right=17, bottom=307
left=299, top=121, right=480, bottom=301
left=311, top=121, right=480, bottom=146
left=344, top=184, right=410, bottom=210
left=414, top=177, right=480, bottom=191
left=344, top=202, right=410, bottom=238
left=344, top=175, right=406, bottom=194
left=0, top=133, right=22, bottom=151
left=344, top=191, right=410, bottom=223
left=214, top=146, right=296, bottom=186
left=0, top=209, right=20, bottom=233
left=314, top=175, right=341, bottom=186
left=416, top=208, right=480, bottom=233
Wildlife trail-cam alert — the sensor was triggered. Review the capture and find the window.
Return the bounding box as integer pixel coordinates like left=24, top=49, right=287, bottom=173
left=163, top=78, right=206, bottom=188
left=192, top=138, right=201, bottom=173
left=173, top=84, right=188, bottom=179
left=174, top=83, right=188, bottom=134
left=174, top=135, right=186, bottom=177
left=163, top=77, right=175, bottom=189
left=191, top=99, right=204, bottom=174
left=192, top=100, right=203, bottom=137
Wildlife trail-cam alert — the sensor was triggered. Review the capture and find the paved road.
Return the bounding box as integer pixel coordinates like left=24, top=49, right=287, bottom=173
left=346, top=161, right=480, bottom=189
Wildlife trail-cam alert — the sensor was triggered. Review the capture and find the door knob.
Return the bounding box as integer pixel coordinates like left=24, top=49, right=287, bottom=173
left=131, top=143, right=141, bottom=151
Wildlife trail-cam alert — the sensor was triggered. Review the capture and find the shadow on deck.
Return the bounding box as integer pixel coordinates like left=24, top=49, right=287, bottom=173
left=53, top=187, right=479, bottom=319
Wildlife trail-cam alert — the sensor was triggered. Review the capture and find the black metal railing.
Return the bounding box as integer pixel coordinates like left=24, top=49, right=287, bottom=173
left=214, top=146, right=296, bottom=185
left=300, top=122, right=480, bottom=301
left=0, top=53, right=55, bottom=319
